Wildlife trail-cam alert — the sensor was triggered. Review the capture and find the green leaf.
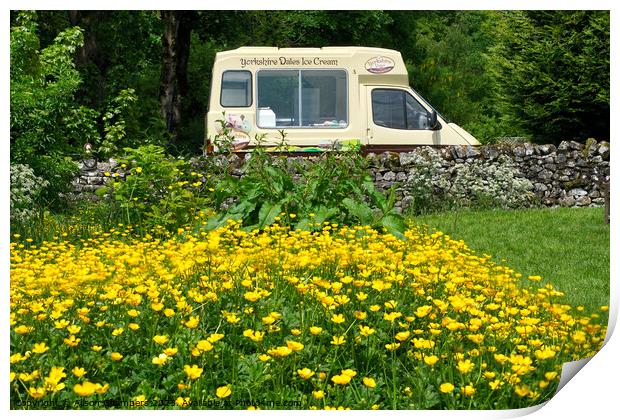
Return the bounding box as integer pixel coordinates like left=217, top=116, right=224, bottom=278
left=342, top=198, right=374, bottom=224
left=257, top=202, right=282, bottom=229
left=380, top=213, right=407, bottom=239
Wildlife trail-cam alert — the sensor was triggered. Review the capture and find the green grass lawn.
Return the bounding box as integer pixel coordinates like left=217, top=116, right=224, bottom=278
left=413, top=207, right=610, bottom=311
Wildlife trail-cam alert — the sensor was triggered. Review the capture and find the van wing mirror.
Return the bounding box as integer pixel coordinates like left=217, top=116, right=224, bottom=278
left=428, top=110, right=439, bottom=130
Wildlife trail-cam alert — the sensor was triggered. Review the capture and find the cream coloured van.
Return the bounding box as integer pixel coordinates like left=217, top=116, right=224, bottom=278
left=205, top=46, right=480, bottom=152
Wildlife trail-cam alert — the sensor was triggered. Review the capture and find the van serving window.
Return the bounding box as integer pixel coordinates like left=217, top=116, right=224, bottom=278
left=257, top=69, right=347, bottom=128
left=372, top=89, right=432, bottom=130
left=221, top=70, right=252, bottom=107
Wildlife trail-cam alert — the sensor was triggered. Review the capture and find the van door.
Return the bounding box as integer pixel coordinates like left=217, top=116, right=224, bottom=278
left=365, top=86, right=441, bottom=148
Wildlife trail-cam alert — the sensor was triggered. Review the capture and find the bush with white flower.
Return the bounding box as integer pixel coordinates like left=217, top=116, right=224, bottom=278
left=10, top=164, right=49, bottom=223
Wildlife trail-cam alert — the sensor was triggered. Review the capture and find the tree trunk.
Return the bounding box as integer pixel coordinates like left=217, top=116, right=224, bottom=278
left=159, top=11, right=196, bottom=143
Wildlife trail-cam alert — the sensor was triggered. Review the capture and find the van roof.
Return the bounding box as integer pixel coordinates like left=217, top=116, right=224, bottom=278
left=216, top=46, right=401, bottom=57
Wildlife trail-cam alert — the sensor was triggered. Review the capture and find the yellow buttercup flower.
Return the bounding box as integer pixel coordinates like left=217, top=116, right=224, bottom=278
left=330, top=335, right=346, bottom=346
left=64, top=335, right=81, bottom=347
left=110, top=352, right=123, bottom=361
left=383, top=311, right=402, bottom=322
left=457, top=359, right=475, bottom=374
left=267, top=346, right=292, bottom=357
left=74, top=381, right=98, bottom=397
left=184, top=364, right=203, bottom=380
left=216, top=385, right=232, bottom=398
left=362, top=377, right=376, bottom=388
left=312, top=390, right=325, bottom=399
left=331, top=313, right=345, bottom=324
left=286, top=340, right=304, bottom=352
left=67, top=325, right=81, bottom=334
left=153, top=335, right=169, bottom=345
left=359, top=325, right=375, bottom=337
left=440, top=383, right=455, bottom=393
left=331, top=374, right=351, bottom=385
left=297, top=368, right=315, bottom=380
left=71, top=367, right=87, bottom=378
left=424, top=355, right=439, bottom=366
left=28, top=387, right=46, bottom=399
left=32, top=342, right=49, bottom=354
left=15, top=325, right=33, bottom=334
left=415, top=305, right=433, bottom=318
left=184, top=316, right=200, bottom=329
left=309, top=326, right=323, bottom=335
left=489, top=380, right=504, bottom=390
left=395, top=331, right=411, bottom=341
left=460, top=384, right=476, bottom=396
left=152, top=354, right=168, bottom=365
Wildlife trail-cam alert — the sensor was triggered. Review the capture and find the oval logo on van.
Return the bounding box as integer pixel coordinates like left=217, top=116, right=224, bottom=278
left=365, top=56, right=395, bottom=74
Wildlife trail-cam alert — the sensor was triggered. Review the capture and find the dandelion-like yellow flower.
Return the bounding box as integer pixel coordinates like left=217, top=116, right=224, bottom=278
left=110, top=352, right=123, bottom=361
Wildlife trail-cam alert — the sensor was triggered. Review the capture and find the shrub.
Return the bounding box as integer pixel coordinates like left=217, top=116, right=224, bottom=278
left=10, top=164, right=49, bottom=225
left=404, top=147, right=535, bottom=214
left=205, top=138, right=405, bottom=237
left=98, top=145, right=212, bottom=232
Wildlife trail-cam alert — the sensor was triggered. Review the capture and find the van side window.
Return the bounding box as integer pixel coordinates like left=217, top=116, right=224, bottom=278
left=221, top=70, right=252, bottom=107
left=372, top=89, right=431, bottom=130
left=257, top=69, right=348, bottom=128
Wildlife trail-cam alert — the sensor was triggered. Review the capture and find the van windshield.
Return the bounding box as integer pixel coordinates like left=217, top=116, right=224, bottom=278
left=409, top=87, right=450, bottom=123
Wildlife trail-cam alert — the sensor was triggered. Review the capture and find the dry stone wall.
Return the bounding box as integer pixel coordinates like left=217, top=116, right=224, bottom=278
left=72, top=140, right=610, bottom=212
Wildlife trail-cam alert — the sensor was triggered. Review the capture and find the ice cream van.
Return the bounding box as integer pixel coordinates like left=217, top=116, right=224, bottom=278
left=205, top=46, right=480, bottom=152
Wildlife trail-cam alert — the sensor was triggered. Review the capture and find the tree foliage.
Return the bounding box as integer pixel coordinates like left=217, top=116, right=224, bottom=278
left=488, top=10, right=610, bottom=143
